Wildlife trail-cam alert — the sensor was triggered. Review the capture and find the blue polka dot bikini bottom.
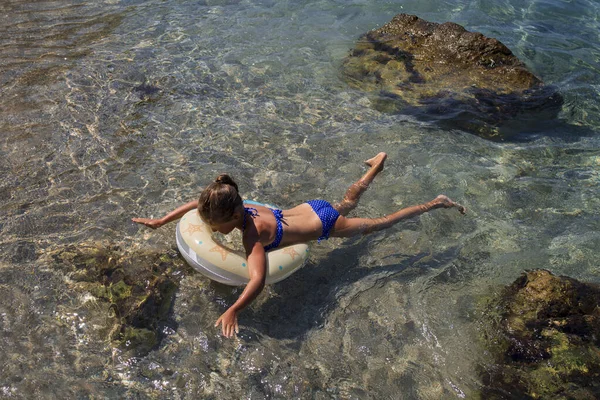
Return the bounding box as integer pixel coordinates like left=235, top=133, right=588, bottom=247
left=306, top=199, right=340, bottom=242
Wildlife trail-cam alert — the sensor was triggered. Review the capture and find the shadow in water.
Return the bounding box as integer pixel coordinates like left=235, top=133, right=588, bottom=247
left=373, top=88, right=598, bottom=142
left=435, top=112, right=598, bottom=143
left=494, top=118, right=599, bottom=143
left=240, top=238, right=461, bottom=340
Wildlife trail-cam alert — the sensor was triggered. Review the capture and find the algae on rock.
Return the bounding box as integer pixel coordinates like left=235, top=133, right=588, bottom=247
left=479, top=269, right=600, bottom=399
left=48, top=243, right=186, bottom=357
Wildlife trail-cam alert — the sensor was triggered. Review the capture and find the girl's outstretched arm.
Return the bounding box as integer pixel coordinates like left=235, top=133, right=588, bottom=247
left=215, top=228, right=267, bottom=338
left=132, top=200, right=199, bottom=229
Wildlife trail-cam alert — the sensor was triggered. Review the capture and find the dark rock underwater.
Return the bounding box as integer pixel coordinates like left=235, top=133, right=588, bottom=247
left=479, top=269, right=600, bottom=399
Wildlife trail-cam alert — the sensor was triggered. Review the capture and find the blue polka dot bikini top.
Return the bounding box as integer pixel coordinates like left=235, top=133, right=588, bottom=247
left=243, top=207, right=284, bottom=252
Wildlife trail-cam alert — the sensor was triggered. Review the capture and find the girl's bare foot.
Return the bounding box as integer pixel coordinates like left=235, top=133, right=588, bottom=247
left=364, top=152, right=387, bottom=173
left=434, top=195, right=467, bottom=215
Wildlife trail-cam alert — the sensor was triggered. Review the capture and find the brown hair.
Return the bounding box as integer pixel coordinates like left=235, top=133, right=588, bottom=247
left=198, top=174, right=243, bottom=223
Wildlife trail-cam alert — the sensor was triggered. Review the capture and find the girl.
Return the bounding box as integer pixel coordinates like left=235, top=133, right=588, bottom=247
left=132, top=153, right=466, bottom=338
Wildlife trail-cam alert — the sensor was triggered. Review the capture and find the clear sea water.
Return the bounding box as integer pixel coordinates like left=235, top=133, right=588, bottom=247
left=1, top=0, right=599, bottom=398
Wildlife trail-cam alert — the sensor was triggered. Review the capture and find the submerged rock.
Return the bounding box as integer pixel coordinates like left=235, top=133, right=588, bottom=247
left=342, top=14, right=563, bottom=139
left=48, top=244, right=186, bottom=357
left=479, top=269, right=600, bottom=399
left=134, top=83, right=161, bottom=101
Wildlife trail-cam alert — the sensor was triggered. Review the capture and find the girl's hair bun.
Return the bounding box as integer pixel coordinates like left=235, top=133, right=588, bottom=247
left=215, top=174, right=238, bottom=192
left=198, top=173, right=242, bottom=223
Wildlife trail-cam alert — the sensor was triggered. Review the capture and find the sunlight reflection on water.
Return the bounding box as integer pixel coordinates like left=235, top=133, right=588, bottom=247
left=1, top=0, right=599, bottom=398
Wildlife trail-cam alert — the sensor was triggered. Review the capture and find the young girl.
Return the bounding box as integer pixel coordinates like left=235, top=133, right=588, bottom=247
left=132, top=153, right=466, bottom=338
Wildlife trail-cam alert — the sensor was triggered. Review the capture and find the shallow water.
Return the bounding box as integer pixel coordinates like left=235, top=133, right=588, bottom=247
left=1, top=0, right=599, bottom=398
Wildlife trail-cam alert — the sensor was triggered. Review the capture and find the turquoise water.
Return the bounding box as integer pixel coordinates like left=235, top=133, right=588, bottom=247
left=1, top=0, right=599, bottom=398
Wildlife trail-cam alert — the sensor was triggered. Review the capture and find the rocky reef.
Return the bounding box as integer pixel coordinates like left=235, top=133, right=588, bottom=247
left=48, top=243, right=186, bottom=357
left=479, top=269, right=600, bottom=399
left=342, top=14, right=563, bottom=139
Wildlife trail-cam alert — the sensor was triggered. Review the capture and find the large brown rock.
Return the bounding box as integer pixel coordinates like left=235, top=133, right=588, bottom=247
left=342, top=14, right=563, bottom=139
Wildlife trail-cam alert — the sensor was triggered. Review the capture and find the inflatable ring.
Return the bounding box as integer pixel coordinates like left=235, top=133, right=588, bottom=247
left=176, top=200, right=310, bottom=286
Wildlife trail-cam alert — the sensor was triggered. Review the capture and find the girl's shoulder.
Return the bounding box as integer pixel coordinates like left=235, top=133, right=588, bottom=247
left=242, top=206, right=273, bottom=237
left=252, top=207, right=274, bottom=231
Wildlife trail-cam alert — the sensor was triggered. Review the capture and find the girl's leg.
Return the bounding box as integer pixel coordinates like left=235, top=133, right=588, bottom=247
left=331, top=195, right=466, bottom=238
left=334, top=152, right=387, bottom=217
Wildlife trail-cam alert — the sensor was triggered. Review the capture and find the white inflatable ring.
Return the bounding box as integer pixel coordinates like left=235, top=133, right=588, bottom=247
left=176, top=200, right=310, bottom=286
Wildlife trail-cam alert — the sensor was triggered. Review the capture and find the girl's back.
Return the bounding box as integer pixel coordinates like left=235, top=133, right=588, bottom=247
left=250, top=203, right=323, bottom=248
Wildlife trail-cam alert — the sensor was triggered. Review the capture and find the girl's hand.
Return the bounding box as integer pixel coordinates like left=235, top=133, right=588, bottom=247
left=215, top=308, right=239, bottom=338
left=131, top=217, right=163, bottom=229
